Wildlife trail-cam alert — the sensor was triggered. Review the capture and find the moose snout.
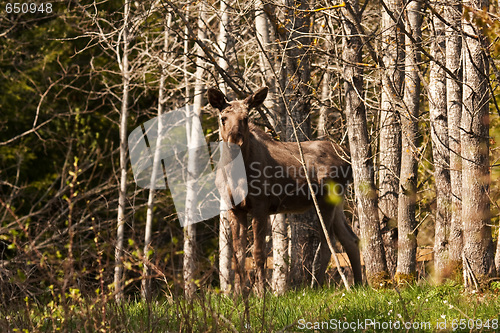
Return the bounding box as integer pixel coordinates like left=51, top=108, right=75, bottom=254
left=227, top=131, right=244, bottom=146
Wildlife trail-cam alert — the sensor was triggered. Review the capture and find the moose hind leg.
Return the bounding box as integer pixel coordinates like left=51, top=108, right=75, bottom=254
left=332, top=204, right=363, bottom=284
left=314, top=206, right=335, bottom=286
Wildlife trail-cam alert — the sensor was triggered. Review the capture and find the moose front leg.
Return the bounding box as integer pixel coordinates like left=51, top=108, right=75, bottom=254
left=228, top=208, right=248, bottom=295
left=252, top=213, right=268, bottom=295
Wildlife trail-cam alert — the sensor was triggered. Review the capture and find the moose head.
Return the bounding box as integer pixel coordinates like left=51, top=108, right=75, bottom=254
left=207, top=87, right=268, bottom=146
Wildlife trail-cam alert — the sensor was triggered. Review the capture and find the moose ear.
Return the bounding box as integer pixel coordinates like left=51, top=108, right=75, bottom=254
left=245, top=87, right=268, bottom=109
left=207, top=88, right=228, bottom=111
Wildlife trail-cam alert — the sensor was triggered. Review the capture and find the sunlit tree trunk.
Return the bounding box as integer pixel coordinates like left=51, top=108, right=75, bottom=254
left=445, top=0, right=463, bottom=273
left=461, top=0, right=496, bottom=288
left=255, top=0, right=288, bottom=294
left=183, top=1, right=207, bottom=298
left=317, top=72, right=331, bottom=139
left=396, top=0, right=421, bottom=283
left=114, top=0, right=131, bottom=303
left=141, top=13, right=172, bottom=302
left=318, top=24, right=333, bottom=139
left=379, top=0, right=404, bottom=276
left=430, top=11, right=451, bottom=282
left=217, top=0, right=233, bottom=293
left=342, top=0, right=389, bottom=286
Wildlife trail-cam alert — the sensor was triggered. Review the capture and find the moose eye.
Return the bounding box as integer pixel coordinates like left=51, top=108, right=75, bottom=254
left=221, top=116, right=227, bottom=125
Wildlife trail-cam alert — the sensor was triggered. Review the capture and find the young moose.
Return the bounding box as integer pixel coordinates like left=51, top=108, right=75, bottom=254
left=208, top=87, right=362, bottom=294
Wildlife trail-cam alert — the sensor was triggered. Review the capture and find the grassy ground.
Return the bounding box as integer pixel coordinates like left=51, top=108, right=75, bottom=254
left=2, top=281, right=500, bottom=332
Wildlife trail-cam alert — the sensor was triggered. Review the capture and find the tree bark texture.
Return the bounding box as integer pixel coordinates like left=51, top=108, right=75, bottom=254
left=496, top=234, right=500, bottom=275
left=255, top=0, right=288, bottom=294
left=217, top=0, right=233, bottom=293
left=255, top=0, right=285, bottom=135
left=318, top=23, right=334, bottom=139
left=141, top=13, right=172, bottom=302
left=283, top=0, right=317, bottom=287
left=445, top=0, right=463, bottom=272
left=430, top=11, right=452, bottom=281
left=183, top=1, right=207, bottom=298
left=396, top=0, right=421, bottom=283
left=114, top=0, right=131, bottom=303
left=342, top=0, right=389, bottom=286
left=271, top=214, right=288, bottom=294
left=461, top=0, right=496, bottom=286
left=379, top=0, right=404, bottom=276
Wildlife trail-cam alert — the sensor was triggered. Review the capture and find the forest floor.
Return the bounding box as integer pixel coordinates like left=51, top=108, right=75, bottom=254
left=3, top=280, right=500, bottom=332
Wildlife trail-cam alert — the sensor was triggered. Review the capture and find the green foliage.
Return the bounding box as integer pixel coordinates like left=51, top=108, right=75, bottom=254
left=2, top=284, right=499, bottom=332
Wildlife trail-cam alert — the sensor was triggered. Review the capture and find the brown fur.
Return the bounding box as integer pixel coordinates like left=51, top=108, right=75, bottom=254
left=208, top=87, right=362, bottom=294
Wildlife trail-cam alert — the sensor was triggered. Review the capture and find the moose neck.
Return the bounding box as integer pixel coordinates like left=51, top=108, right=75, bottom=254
left=243, top=124, right=271, bottom=162
left=239, top=132, right=252, bottom=162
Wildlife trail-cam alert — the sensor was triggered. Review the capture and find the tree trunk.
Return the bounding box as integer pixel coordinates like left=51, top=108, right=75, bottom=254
left=283, top=0, right=317, bottom=287
left=283, top=0, right=311, bottom=141
left=496, top=234, right=500, bottom=275
left=430, top=11, right=451, bottom=282
left=342, top=0, right=389, bottom=286
left=255, top=0, right=289, bottom=294
left=141, top=12, right=172, bottom=302
left=445, top=0, right=463, bottom=274
left=217, top=0, right=233, bottom=293
left=183, top=1, right=207, bottom=298
left=270, top=214, right=288, bottom=293
left=318, top=24, right=334, bottom=139
left=396, top=0, right=421, bottom=283
left=255, top=0, right=284, bottom=135
left=114, top=0, right=131, bottom=303
left=379, top=0, right=404, bottom=277
left=461, top=0, right=496, bottom=287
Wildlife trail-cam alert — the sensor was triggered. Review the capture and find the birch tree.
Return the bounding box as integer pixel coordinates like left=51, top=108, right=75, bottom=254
left=379, top=0, right=404, bottom=276
left=217, top=0, right=233, bottom=293
left=318, top=21, right=334, bottom=139
left=255, top=0, right=288, bottom=294
left=429, top=9, right=451, bottom=281
left=184, top=1, right=207, bottom=298
left=461, top=0, right=496, bottom=287
left=396, top=0, right=421, bottom=283
left=141, top=12, right=172, bottom=302
left=445, top=0, right=463, bottom=273
left=342, top=0, right=389, bottom=286
left=114, top=0, right=131, bottom=303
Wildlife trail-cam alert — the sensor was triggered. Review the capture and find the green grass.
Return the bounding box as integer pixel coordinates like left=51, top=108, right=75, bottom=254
left=2, top=281, right=500, bottom=332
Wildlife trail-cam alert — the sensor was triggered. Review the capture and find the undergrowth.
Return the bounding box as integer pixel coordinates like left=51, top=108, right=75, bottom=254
left=2, top=281, right=499, bottom=332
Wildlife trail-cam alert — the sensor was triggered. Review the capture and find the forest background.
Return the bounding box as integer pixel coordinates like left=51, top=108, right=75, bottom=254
left=1, top=0, right=500, bottom=330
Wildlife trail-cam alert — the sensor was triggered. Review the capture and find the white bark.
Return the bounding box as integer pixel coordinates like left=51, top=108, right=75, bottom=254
left=379, top=0, right=404, bottom=276
left=141, top=12, right=172, bottom=302
left=396, top=0, right=421, bottom=281
left=445, top=0, right=463, bottom=270
left=114, top=0, right=131, bottom=303
left=462, top=0, right=496, bottom=285
left=255, top=0, right=288, bottom=294
left=217, top=0, right=233, bottom=293
left=271, top=213, right=288, bottom=294
left=430, top=10, right=451, bottom=281
left=496, top=233, right=500, bottom=275
left=318, top=70, right=331, bottom=139
left=183, top=1, right=207, bottom=298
